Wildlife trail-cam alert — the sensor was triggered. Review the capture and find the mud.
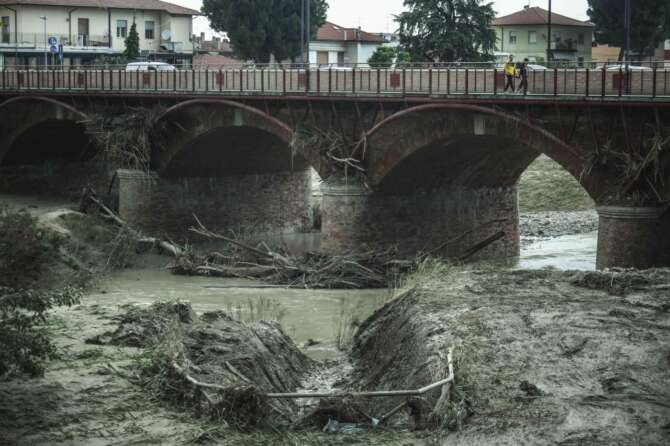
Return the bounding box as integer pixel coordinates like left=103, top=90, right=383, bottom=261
left=348, top=267, right=670, bottom=445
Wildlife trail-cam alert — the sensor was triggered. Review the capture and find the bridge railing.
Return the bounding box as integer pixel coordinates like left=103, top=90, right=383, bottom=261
left=1, top=64, right=669, bottom=98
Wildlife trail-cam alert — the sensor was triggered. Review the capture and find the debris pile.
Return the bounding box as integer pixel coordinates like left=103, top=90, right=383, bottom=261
left=88, top=301, right=312, bottom=429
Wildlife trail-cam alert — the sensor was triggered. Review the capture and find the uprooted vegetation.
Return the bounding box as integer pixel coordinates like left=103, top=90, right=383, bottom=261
left=83, top=106, right=166, bottom=173
left=88, top=301, right=312, bottom=430
left=583, top=125, right=670, bottom=204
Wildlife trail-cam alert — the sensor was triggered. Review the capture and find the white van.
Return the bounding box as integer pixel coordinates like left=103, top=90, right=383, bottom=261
left=125, top=62, right=177, bottom=72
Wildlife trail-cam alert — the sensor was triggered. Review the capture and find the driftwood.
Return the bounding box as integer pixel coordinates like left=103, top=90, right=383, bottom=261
left=80, top=186, right=183, bottom=257
left=175, top=216, right=506, bottom=289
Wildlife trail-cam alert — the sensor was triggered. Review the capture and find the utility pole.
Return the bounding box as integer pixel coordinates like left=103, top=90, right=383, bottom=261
left=624, top=0, right=631, bottom=67
left=300, top=0, right=305, bottom=63
left=40, top=16, right=47, bottom=69
left=546, top=0, right=552, bottom=63
left=306, top=0, right=311, bottom=65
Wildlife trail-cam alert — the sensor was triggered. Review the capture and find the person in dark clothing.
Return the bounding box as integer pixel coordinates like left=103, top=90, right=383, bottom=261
left=503, top=55, right=516, bottom=93
left=517, top=58, right=529, bottom=95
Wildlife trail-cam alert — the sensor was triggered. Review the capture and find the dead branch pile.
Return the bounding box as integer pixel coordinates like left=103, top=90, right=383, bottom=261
left=169, top=216, right=411, bottom=288
left=583, top=125, right=669, bottom=203
left=82, top=106, right=166, bottom=173
left=291, top=126, right=365, bottom=181
left=170, top=217, right=505, bottom=289
left=89, top=301, right=311, bottom=430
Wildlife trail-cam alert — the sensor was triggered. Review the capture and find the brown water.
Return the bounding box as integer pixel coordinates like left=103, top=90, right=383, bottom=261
left=88, top=256, right=391, bottom=360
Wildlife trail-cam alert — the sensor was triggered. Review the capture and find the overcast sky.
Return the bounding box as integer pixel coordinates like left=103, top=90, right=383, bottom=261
left=177, top=0, right=590, bottom=39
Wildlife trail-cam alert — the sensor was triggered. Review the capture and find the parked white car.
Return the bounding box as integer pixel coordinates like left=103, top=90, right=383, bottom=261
left=126, top=62, right=177, bottom=72
left=605, top=64, right=653, bottom=71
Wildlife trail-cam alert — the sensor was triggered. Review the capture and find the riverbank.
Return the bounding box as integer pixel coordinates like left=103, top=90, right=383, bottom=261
left=2, top=265, right=668, bottom=445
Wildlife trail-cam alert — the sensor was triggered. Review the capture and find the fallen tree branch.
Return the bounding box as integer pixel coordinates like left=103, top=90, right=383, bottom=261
left=81, top=186, right=183, bottom=257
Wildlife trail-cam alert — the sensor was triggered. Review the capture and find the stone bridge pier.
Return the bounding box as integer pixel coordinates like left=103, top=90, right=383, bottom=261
left=116, top=100, right=315, bottom=241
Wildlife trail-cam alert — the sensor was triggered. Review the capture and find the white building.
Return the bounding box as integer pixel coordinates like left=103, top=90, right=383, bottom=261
left=309, top=21, right=385, bottom=66
left=0, top=0, right=199, bottom=68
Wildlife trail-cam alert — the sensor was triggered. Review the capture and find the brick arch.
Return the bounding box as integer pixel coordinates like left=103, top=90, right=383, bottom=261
left=0, top=96, right=88, bottom=165
left=152, top=99, right=324, bottom=178
left=363, top=103, right=609, bottom=200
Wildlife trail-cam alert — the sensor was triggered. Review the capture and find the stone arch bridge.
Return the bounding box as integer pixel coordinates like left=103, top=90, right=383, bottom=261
left=1, top=91, right=669, bottom=269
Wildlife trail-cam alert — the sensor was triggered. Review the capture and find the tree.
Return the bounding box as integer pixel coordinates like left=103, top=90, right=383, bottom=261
left=587, top=0, right=670, bottom=60
left=124, top=21, right=140, bottom=60
left=368, top=46, right=414, bottom=67
left=396, top=0, right=497, bottom=62
left=368, top=46, right=396, bottom=67
left=202, top=0, right=328, bottom=63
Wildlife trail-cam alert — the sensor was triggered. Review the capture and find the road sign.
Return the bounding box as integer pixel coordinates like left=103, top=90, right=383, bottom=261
left=50, top=45, right=58, bottom=54
left=48, top=36, right=57, bottom=46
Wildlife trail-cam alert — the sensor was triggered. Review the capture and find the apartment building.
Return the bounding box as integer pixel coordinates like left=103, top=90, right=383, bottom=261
left=492, top=6, right=593, bottom=65
left=0, top=0, right=199, bottom=68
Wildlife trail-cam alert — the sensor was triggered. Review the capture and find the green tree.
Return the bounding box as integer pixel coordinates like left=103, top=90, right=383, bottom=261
left=368, top=46, right=396, bottom=67
left=368, top=46, right=414, bottom=67
left=587, top=0, right=670, bottom=59
left=396, top=0, right=496, bottom=62
left=124, top=21, right=140, bottom=60
left=202, top=0, right=328, bottom=63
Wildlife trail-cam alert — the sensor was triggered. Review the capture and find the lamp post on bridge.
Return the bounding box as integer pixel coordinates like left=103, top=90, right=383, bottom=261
left=546, top=0, right=552, bottom=63
left=40, top=16, right=47, bottom=70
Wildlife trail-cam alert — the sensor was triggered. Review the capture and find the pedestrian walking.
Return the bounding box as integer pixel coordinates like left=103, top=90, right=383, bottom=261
left=504, top=55, right=516, bottom=93
left=517, top=58, right=529, bottom=95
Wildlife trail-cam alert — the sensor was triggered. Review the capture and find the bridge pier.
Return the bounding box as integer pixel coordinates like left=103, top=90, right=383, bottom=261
left=596, top=206, right=670, bottom=270
left=320, top=180, right=520, bottom=259
left=116, top=168, right=313, bottom=241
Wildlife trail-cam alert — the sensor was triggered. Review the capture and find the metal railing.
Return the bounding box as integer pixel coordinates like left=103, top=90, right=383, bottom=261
left=0, top=32, right=110, bottom=47
left=1, top=63, right=669, bottom=99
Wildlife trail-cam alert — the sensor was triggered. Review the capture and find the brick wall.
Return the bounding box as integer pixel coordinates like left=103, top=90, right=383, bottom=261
left=321, top=182, right=519, bottom=259
left=116, top=169, right=313, bottom=242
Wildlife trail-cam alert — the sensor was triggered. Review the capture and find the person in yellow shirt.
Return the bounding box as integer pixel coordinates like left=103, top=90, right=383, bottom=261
left=504, top=55, right=516, bottom=93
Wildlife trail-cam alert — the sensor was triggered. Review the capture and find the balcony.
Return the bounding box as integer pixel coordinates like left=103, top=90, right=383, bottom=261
left=0, top=32, right=110, bottom=48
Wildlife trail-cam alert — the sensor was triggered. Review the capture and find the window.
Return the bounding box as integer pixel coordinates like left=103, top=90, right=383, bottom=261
left=578, top=33, right=585, bottom=45
left=337, top=51, right=344, bottom=66
left=145, top=21, right=154, bottom=40
left=528, top=31, right=537, bottom=44
left=116, top=20, right=127, bottom=38
left=509, top=31, right=517, bottom=45
left=1, top=16, right=9, bottom=44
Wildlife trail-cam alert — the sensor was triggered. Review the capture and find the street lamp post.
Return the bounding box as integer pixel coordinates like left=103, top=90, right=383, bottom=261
left=306, top=0, right=310, bottom=64
left=40, top=16, right=47, bottom=69
left=546, top=0, right=552, bottom=63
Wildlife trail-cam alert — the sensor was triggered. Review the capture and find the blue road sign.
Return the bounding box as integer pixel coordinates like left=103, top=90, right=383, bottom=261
left=48, top=36, right=57, bottom=46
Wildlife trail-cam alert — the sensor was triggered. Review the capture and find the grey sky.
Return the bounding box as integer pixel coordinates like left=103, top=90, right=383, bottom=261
left=177, top=0, right=590, bottom=38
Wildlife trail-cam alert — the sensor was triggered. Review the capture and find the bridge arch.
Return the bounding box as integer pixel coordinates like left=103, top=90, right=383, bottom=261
left=152, top=99, right=323, bottom=178
left=0, top=96, right=90, bottom=167
left=363, top=103, right=608, bottom=200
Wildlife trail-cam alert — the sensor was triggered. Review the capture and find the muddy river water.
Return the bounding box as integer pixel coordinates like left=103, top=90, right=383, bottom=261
left=89, top=231, right=598, bottom=360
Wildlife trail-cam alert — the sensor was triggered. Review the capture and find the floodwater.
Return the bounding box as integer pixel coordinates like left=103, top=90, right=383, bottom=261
left=89, top=258, right=391, bottom=360
left=518, top=231, right=597, bottom=270
left=88, top=231, right=599, bottom=361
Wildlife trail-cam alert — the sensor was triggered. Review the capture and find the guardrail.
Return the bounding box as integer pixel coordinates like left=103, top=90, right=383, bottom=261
left=1, top=66, right=669, bottom=98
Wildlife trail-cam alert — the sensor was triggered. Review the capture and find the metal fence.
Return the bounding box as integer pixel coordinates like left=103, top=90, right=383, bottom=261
left=1, top=63, right=669, bottom=98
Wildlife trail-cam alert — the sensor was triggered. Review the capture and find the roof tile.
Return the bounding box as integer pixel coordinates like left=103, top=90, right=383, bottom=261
left=493, top=7, right=593, bottom=28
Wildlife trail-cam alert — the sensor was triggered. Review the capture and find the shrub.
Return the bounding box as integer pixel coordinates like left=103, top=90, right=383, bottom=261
left=0, top=207, right=81, bottom=377
left=0, top=207, right=61, bottom=289
left=0, top=286, right=81, bottom=377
